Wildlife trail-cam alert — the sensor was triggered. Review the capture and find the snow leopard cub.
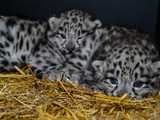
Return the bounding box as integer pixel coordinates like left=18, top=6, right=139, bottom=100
left=35, top=9, right=109, bottom=82
left=89, top=26, right=160, bottom=99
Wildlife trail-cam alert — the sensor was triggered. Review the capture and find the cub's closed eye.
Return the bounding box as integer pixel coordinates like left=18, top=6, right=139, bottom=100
left=104, top=77, right=118, bottom=85
left=133, top=80, right=144, bottom=88
left=81, top=30, right=87, bottom=34
left=59, top=27, right=63, bottom=31
left=60, top=34, right=66, bottom=39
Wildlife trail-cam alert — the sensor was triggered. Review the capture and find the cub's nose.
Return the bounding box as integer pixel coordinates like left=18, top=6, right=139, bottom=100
left=115, top=89, right=128, bottom=97
left=65, top=41, right=75, bottom=52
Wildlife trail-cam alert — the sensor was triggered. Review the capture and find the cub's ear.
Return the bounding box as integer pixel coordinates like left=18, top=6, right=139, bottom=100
left=48, top=17, right=61, bottom=29
left=85, top=18, right=102, bottom=31
left=151, top=61, right=160, bottom=73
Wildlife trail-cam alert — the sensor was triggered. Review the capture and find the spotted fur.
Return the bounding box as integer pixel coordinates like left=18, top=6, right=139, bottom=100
left=0, top=16, right=47, bottom=71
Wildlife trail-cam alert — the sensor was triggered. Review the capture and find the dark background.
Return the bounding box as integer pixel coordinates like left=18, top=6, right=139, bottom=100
left=156, top=1, right=160, bottom=52
left=0, top=0, right=160, bottom=50
left=0, top=0, right=159, bottom=33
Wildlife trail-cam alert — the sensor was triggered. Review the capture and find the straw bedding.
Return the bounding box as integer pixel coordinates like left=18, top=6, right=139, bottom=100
left=0, top=66, right=160, bottom=120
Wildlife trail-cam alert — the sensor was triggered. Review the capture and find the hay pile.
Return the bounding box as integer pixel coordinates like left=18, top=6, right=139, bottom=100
left=0, top=67, right=160, bottom=120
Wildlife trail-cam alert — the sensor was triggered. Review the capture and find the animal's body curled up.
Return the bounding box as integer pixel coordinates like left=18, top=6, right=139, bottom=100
left=89, top=26, right=160, bottom=99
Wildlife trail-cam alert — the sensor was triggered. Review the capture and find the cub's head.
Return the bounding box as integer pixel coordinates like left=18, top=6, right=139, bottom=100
left=48, top=9, right=102, bottom=53
left=91, top=46, right=160, bottom=99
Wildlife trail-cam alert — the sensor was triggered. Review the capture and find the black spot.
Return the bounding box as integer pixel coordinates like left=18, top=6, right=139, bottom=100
left=63, top=22, right=68, bottom=26
left=34, top=46, right=40, bottom=52
left=82, top=40, right=86, bottom=47
left=4, top=42, right=9, bottom=47
left=26, top=40, right=29, bottom=50
left=59, top=27, right=63, bottom=31
left=0, top=49, right=6, bottom=55
left=134, top=47, right=138, bottom=50
left=35, top=54, right=40, bottom=58
left=60, top=33, right=66, bottom=39
left=132, top=88, right=138, bottom=95
left=15, top=42, right=18, bottom=52
left=113, top=48, right=117, bottom=52
left=78, top=31, right=82, bottom=37
left=133, top=63, right=140, bottom=71
left=49, top=63, right=57, bottom=67
left=78, top=23, right=82, bottom=28
left=125, top=51, right=129, bottom=55
left=118, top=61, right=122, bottom=68
left=144, top=59, right=148, bottom=63
left=42, top=49, right=46, bottom=53
left=19, top=37, right=23, bottom=50
left=21, top=55, right=26, bottom=62
left=0, top=31, right=6, bottom=36
left=91, top=34, right=96, bottom=40
left=0, top=43, right=4, bottom=48
left=37, top=29, right=41, bottom=36
left=118, top=49, right=123, bottom=54
left=113, top=63, right=117, bottom=68
left=17, top=32, right=20, bottom=39
left=42, top=66, right=49, bottom=70
left=81, top=30, right=87, bottom=34
left=6, top=51, right=11, bottom=57
left=32, top=38, right=36, bottom=44
left=46, top=60, right=52, bottom=64
left=1, top=60, right=9, bottom=66
left=6, top=35, right=14, bottom=43
left=70, top=53, right=76, bottom=58
left=78, top=55, right=87, bottom=60
left=72, top=18, right=77, bottom=23
left=106, top=69, right=115, bottom=74
left=20, top=23, right=25, bottom=31
left=124, top=61, right=127, bottom=65
left=27, top=24, right=32, bottom=34
left=116, top=70, right=120, bottom=77
left=125, top=57, right=129, bottom=61
left=36, top=60, right=42, bottom=65
left=122, top=46, right=127, bottom=50
left=139, top=51, right=143, bottom=56
left=134, top=73, right=138, bottom=79
left=77, top=62, right=83, bottom=67
left=116, top=55, right=120, bottom=59
left=141, top=74, right=150, bottom=79
left=6, top=18, right=16, bottom=27
left=90, top=43, right=93, bottom=49
left=131, top=56, right=134, bottom=62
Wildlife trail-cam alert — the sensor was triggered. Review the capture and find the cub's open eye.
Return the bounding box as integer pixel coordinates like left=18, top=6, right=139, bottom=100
left=104, top=77, right=118, bottom=85
left=133, top=80, right=144, bottom=88
left=109, top=78, right=118, bottom=85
